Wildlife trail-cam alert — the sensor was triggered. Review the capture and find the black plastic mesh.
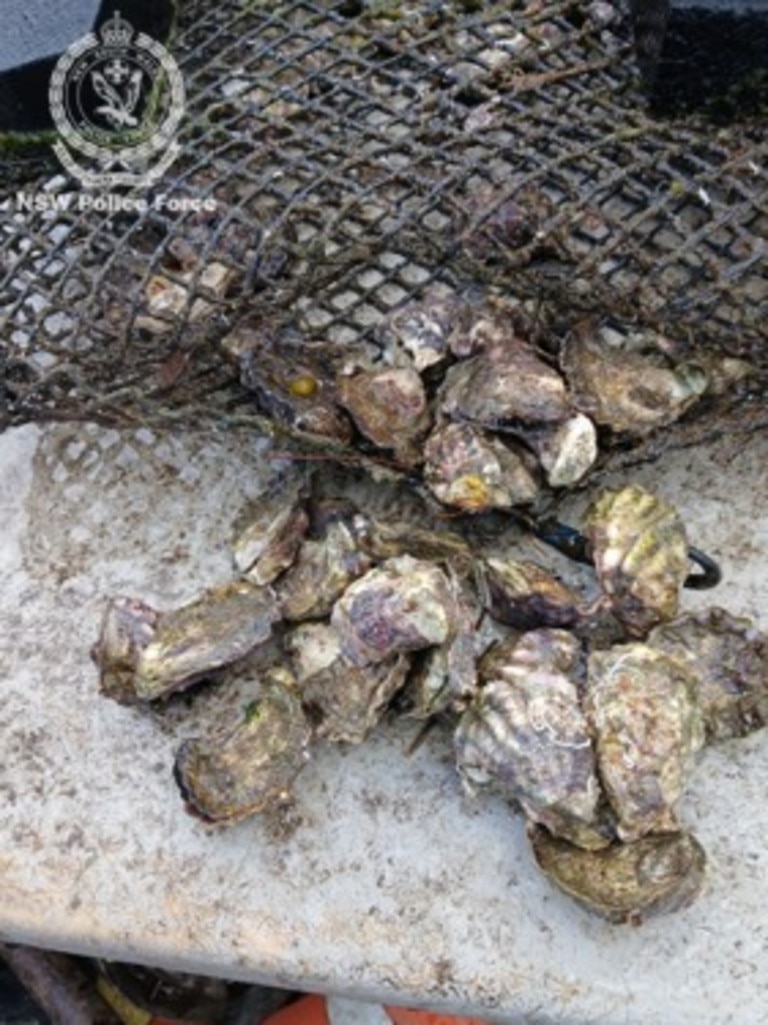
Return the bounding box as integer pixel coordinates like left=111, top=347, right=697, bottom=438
left=1, top=0, right=766, bottom=440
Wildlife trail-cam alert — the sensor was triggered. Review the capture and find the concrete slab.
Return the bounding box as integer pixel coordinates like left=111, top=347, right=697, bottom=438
left=1, top=420, right=768, bottom=1025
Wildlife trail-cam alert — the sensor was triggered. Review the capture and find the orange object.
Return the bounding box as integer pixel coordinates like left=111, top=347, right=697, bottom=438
left=264, top=994, right=329, bottom=1025
left=386, top=1010, right=490, bottom=1025
left=264, top=994, right=491, bottom=1025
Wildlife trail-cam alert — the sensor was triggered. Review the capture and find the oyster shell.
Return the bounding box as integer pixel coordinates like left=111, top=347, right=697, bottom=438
left=521, top=413, right=598, bottom=489
left=336, top=366, right=431, bottom=465
left=400, top=567, right=481, bottom=718
left=586, top=643, right=704, bottom=842
left=276, top=517, right=372, bottom=622
left=455, top=630, right=608, bottom=850
left=226, top=325, right=352, bottom=442
left=92, top=597, right=160, bottom=705
left=585, top=485, right=690, bottom=637
left=285, top=622, right=411, bottom=743
left=355, top=515, right=473, bottom=567
left=138, top=261, right=236, bottom=335
left=459, top=185, right=558, bottom=268
left=376, top=292, right=468, bottom=371
left=330, top=555, right=457, bottom=666
left=233, top=475, right=309, bottom=585
left=450, top=302, right=534, bottom=360
left=424, top=422, right=539, bottom=512
left=440, top=336, right=570, bottom=428
left=478, top=557, right=582, bottom=630
left=174, top=666, right=311, bottom=823
left=530, top=825, right=707, bottom=924
left=562, top=322, right=709, bottom=436
left=99, top=582, right=280, bottom=703
left=649, top=608, right=768, bottom=742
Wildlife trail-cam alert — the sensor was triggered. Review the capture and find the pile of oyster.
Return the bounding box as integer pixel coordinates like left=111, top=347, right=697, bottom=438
left=94, top=476, right=768, bottom=925
left=223, top=292, right=750, bottom=510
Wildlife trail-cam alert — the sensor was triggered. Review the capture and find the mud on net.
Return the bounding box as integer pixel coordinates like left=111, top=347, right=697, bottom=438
left=1, top=0, right=766, bottom=478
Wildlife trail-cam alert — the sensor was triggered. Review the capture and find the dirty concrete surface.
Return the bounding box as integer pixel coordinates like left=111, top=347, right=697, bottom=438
left=1, top=419, right=768, bottom=1025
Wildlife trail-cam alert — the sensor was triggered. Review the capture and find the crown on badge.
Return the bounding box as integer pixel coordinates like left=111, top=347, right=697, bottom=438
left=100, top=12, right=134, bottom=48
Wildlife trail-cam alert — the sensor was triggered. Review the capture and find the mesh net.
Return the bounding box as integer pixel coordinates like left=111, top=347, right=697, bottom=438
left=1, top=0, right=766, bottom=462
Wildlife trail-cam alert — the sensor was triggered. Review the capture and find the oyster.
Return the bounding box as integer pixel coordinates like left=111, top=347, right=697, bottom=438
left=336, top=366, right=431, bottom=465
left=92, top=597, right=160, bottom=705
left=285, top=622, right=411, bottom=743
left=225, top=325, right=352, bottom=442
left=355, top=515, right=473, bottom=567
left=137, top=261, right=236, bottom=335
left=376, top=292, right=468, bottom=371
left=530, top=825, right=707, bottom=924
left=233, top=474, right=309, bottom=585
left=424, top=422, right=539, bottom=512
left=276, top=514, right=372, bottom=622
left=521, top=413, right=598, bottom=489
left=440, top=336, right=570, bottom=428
left=330, top=555, right=457, bottom=666
left=401, top=567, right=481, bottom=718
left=478, top=557, right=582, bottom=630
left=648, top=608, right=768, bottom=742
left=96, top=582, right=279, bottom=703
left=174, top=666, right=311, bottom=823
left=455, top=630, right=608, bottom=850
left=586, top=643, right=704, bottom=841
left=459, top=185, right=558, bottom=268
left=562, top=322, right=709, bottom=436
left=585, top=485, right=690, bottom=637
left=450, top=302, right=534, bottom=360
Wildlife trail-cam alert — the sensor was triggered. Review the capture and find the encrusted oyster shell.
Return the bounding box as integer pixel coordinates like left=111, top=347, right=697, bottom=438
left=478, top=557, right=582, bottom=630
left=276, top=517, right=372, bottom=622
left=424, top=422, right=539, bottom=512
left=286, top=622, right=411, bottom=743
left=401, top=567, right=481, bottom=719
left=648, top=608, right=768, bottom=742
left=114, top=581, right=280, bottom=702
left=521, top=412, right=598, bottom=489
left=530, top=825, right=707, bottom=924
left=455, top=630, right=607, bottom=850
left=375, top=291, right=468, bottom=371
left=174, top=666, right=311, bottom=823
left=233, top=474, right=309, bottom=585
left=336, top=366, right=431, bottom=465
left=586, top=643, right=704, bottom=842
left=562, top=322, right=709, bottom=436
left=355, top=516, right=473, bottom=567
left=585, top=485, right=690, bottom=637
left=226, top=325, right=352, bottom=441
left=330, top=555, right=457, bottom=666
left=92, top=597, right=160, bottom=705
left=440, top=336, right=569, bottom=428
